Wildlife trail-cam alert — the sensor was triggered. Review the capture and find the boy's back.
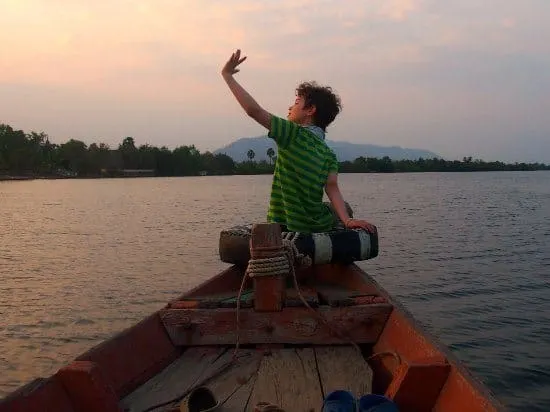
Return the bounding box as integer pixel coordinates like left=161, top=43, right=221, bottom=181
left=268, top=115, right=338, bottom=233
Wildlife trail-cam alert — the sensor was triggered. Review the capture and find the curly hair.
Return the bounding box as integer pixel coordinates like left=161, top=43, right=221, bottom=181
left=296, top=81, right=342, bottom=131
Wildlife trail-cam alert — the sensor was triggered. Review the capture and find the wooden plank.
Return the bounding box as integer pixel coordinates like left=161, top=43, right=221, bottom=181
left=169, top=290, right=255, bottom=309
left=315, top=346, right=373, bottom=398
left=160, top=304, right=393, bottom=346
left=249, top=348, right=323, bottom=411
left=316, top=285, right=380, bottom=307
left=204, top=349, right=263, bottom=411
left=285, top=286, right=319, bottom=307
left=119, top=347, right=225, bottom=412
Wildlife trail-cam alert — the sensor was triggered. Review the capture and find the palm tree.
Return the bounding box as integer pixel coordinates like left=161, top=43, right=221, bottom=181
left=266, top=147, right=275, bottom=164
left=247, top=149, right=255, bottom=162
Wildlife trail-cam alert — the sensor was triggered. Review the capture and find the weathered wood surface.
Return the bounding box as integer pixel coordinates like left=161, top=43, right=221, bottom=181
left=284, top=286, right=319, bottom=307
left=205, top=350, right=262, bottom=411
left=119, top=346, right=226, bottom=412
left=120, top=347, right=263, bottom=412
left=315, top=346, right=373, bottom=398
left=316, top=284, right=361, bottom=307
left=120, top=345, right=375, bottom=412
left=315, top=285, right=386, bottom=307
left=249, top=348, right=323, bottom=412
left=169, top=290, right=255, bottom=309
left=250, top=223, right=285, bottom=312
left=160, top=304, right=393, bottom=346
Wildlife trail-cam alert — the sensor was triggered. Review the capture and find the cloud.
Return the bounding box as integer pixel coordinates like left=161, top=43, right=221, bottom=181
left=1, top=0, right=550, bottom=162
left=500, top=18, right=516, bottom=29
left=378, top=0, right=421, bottom=21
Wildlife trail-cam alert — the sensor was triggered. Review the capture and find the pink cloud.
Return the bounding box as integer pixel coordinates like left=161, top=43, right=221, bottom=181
left=377, top=0, right=421, bottom=21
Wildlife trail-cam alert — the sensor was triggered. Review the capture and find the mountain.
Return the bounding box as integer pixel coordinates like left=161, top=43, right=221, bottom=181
left=213, top=136, right=440, bottom=162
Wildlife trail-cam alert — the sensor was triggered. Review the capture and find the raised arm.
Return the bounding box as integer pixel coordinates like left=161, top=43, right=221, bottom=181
left=221, top=49, right=271, bottom=129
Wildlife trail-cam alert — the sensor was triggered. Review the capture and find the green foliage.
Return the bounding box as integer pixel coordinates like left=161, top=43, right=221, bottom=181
left=0, top=123, right=548, bottom=178
left=338, top=156, right=548, bottom=173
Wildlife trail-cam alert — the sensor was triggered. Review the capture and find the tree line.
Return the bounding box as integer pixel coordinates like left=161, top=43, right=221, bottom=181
left=1, top=123, right=548, bottom=178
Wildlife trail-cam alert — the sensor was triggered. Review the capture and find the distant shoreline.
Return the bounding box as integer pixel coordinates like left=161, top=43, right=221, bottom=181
left=2, top=169, right=549, bottom=182
left=0, top=175, right=35, bottom=181
left=2, top=123, right=548, bottom=179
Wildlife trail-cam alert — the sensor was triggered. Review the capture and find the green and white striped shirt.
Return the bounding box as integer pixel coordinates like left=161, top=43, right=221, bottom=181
left=267, top=115, right=339, bottom=233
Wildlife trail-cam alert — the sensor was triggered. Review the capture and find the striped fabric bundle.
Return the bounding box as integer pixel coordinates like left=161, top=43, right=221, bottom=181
left=219, top=225, right=379, bottom=266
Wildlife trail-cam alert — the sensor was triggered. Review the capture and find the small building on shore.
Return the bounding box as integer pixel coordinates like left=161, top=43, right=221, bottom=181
left=100, top=169, right=155, bottom=178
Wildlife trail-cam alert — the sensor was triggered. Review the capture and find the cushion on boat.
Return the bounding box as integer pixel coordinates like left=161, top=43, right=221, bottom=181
left=218, top=224, right=379, bottom=267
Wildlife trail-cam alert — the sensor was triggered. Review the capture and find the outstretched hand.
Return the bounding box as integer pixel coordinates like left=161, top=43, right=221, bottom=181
left=345, top=218, right=378, bottom=235
left=222, top=49, right=247, bottom=77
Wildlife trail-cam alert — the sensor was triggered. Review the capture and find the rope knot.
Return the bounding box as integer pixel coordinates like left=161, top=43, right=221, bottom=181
left=245, top=232, right=311, bottom=278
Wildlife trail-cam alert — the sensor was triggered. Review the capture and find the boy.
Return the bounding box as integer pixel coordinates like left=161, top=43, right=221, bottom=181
left=222, top=49, right=376, bottom=235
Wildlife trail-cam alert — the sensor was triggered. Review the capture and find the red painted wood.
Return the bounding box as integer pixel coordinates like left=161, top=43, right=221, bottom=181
left=434, top=368, right=500, bottom=412
left=250, top=223, right=286, bottom=312
left=254, top=276, right=285, bottom=312
left=370, top=309, right=447, bottom=394
left=75, top=313, right=180, bottom=398
left=169, top=300, right=200, bottom=309
left=385, top=358, right=451, bottom=411
left=375, top=311, right=447, bottom=362
left=363, top=266, right=504, bottom=410
left=0, top=378, right=75, bottom=412
left=56, top=361, right=121, bottom=412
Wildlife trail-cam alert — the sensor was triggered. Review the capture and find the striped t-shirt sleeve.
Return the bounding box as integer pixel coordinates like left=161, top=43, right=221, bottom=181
left=327, top=150, right=339, bottom=174
left=268, top=116, right=299, bottom=149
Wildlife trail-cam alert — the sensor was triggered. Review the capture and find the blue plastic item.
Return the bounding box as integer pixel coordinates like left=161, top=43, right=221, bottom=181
left=358, top=394, right=399, bottom=412
left=321, top=390, right=358, bottom=412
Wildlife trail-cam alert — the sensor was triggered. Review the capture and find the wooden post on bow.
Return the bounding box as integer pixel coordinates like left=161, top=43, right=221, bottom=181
left=249, top=223, right=287, bottom=312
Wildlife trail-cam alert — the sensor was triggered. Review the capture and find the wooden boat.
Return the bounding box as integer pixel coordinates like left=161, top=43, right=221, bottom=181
left=0, top=223, right=504, bottom=412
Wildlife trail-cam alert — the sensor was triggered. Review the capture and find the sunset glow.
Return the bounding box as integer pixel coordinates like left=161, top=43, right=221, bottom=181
left=1, top=0, right=549, bottom=162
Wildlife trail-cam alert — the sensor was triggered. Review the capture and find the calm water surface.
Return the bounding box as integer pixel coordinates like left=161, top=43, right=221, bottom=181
left=1, top=172, right=549, bottom=411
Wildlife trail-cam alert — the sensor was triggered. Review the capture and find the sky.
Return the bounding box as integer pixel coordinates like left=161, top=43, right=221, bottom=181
left=1, top=0, right=549, bottom=163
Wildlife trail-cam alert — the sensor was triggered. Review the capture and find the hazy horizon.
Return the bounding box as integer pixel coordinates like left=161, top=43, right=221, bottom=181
left=2, top=1, right=549, bottom=163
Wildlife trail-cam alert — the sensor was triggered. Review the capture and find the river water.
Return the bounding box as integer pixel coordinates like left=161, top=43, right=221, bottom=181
left=1, top=172, right=549, bottom=411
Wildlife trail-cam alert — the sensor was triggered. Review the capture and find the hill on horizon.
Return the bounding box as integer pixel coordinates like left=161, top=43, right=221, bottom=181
left=213, top=136, right=441, bottom=162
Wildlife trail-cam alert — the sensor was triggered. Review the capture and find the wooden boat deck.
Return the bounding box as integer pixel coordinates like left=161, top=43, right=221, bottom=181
left=121, top=345, right=373, bottom=412
left=0, top=224, right=505, bottom=412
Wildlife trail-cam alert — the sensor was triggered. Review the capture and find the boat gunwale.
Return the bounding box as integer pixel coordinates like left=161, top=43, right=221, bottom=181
left=351, top=264, right=505, bottom=410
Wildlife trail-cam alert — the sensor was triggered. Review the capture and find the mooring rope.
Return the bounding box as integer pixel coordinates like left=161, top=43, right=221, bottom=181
left=245, top=254, right=290, bottom=277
